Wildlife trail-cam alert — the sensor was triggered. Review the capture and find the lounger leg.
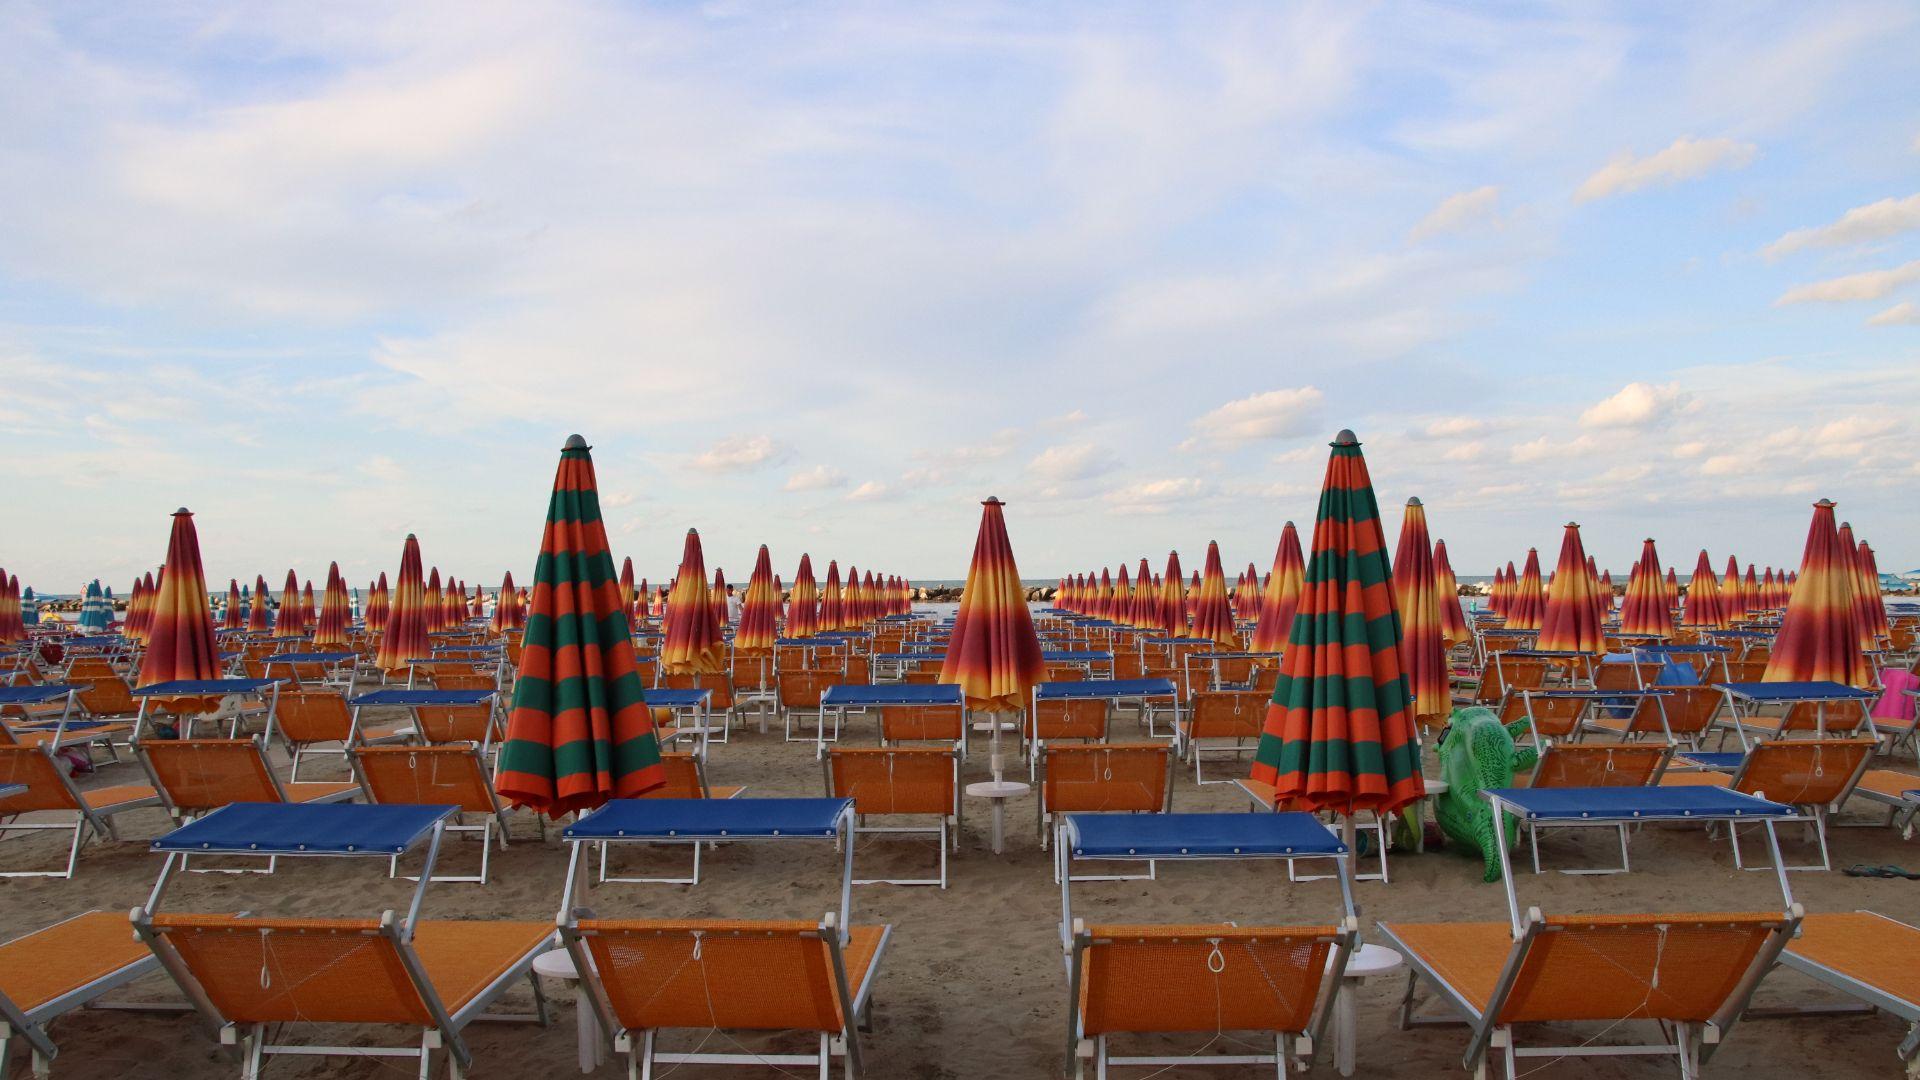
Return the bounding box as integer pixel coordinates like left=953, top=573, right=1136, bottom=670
left=242, top=1024, right=265, bottom=1080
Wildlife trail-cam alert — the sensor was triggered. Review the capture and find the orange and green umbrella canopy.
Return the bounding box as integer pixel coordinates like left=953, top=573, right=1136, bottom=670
left=313, top=562, right=351, bottom=648
left=374, top=537, right=431, bottom=673
left=1190, top=542, right=1237, bottom=647
left=496, top=435, right=664, bottom=814
left=737, top=545, right=779, bottom=652
left=939, top=497, right=1044, bottom=712
left=1765, top=500, right=1872, bottom=686
left=1535, top=522, right=1605, bottom=654
left=1391, top=498, right=1448, bottom=724
left=788, top=555, right=820, bottom=638
left=1619, top=539, right=1672, bottom=637
left=1432, top=539, right=1471, bottom=649
left=136, top=509, right=222, bottom=695
left=1250, top=522, right=1305, bottom=653
left=661, top=530, right=725, bottom=674
left=1504, top=550, right=1546, bottom=631
left=1250, top=431, right=1423, bottom=815
left=1683, top=550, right=1727, bottom=629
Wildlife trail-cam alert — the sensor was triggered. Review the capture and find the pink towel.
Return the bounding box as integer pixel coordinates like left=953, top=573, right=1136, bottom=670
left=1872, top=667, right=1919, bottom=722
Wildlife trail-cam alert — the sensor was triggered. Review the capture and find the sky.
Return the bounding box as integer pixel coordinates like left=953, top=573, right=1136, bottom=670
left=4, top=1, right=1920, bottom=593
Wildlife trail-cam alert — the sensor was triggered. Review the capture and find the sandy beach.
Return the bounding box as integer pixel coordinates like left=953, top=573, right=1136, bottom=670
left=7, top=701, right=1917, bottom=1080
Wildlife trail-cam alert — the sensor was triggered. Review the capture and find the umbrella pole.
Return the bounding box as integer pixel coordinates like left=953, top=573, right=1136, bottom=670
left=1341, top=813, right=1358, bottom=888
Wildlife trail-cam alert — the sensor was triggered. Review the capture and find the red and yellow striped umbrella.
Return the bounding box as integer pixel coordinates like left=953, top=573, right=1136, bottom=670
left=1250, top=522, right=1305, bottom=653
left=1857, top=540, right=1890, bottom=642
left=618, top=557, right=636, bottom=623
left=1432, top=539, right=1471, bottom=649
left=736, top=545, right=779, bottom=652
left=0, top=574, right=18, bottom=646
left=662, top=530, right=725, bottom=674
left=1238, top=562, right=1262, bottom=620
left=1189, top=541, right=1237, bottom=647
left=1742, top=565, right=1759, bottom=618
left=222, top=580, right=245, bottom=631
left=788, top=555, right=820, bottom=638
left=939, top=497, right=1043, bottom=714
left=1186, top=570, right=1201, bottom=620
left=1505, top=549, right=1546, bottom=631
left=1536, top=523, right=1605, bottom=654
left=1765, top=500, right=1872, bottom=686
left=496, top=435, right=664, bottom=814
left=1620, top=539, right=1672, bottom=637
left=135, top=509, right=222, bottom=707
left=367, top=573, right=389, bottom=634
left=248, top=575, right=273, bottom=633
left=424, top=568, right=445, bottom=634
left=1683, top=550, right=1728, bottom=629
left=1156, top=551, right=1186, bottom=637
left=490, top=571, right=524, bottom=633
left=1092, top=567, right=1112, bottom=620
left=710, top=568, right=730, bottom=632
left=1391, top=498, right=1448, bottom=725
left=1722, top=556, right=1746, bottom=621
left=1124, top=558, right=1146, bottom=628
left=1834, top=523, right=1877, bottom=652
left=843, top=566, right=864, bottom=628
left=272, top=570, right=303, bottom=639
left=863, top=570, right=880, bottom=624
left=447, top=578, right=469, bottom=628
left=129, top=572, right=156, bottom=645
left=1113, top=564, right=1133, bottom=626
left=1250, top=431, right=1423, bottom=815
left=1487, top=565, right=1506, bottom=616
left=374, top=537, right=431, bottom=674
left=1597, top=570, right=1615, bottom=616
left=313, top=563, right=351, bottom=648
left=821, top=561, right=846, bottom=631
left=1664, top=566, right=1680, bottom=609
left=470, top=581, right=486, bottom=620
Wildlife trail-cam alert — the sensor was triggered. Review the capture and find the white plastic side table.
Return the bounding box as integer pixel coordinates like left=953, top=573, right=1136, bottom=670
left=533, top=949, right=605, bottom=1073
left=1330, top=943, right=1404, bottom=1077
left=964, top=779, right=1029, bottom=854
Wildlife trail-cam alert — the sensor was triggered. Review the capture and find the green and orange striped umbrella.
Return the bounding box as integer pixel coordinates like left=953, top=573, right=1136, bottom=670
left=367, top=573, right=389, bottom=634
left=374, top=537, right=431, bottom=674
left=1683, top=550, right=1728, bottom=629
left=496, top=435, right=664, bottom=814
left=1857, top=540, right=1890, bottom=642
left=1432, top=539, right=1471, bottom=650
left=1619, top=540, right=1672, bottom=637
left=1189, top=541, right=1237, bottom=647
left=736, top=545, right=779, bottom=652
left=821, top=560, right=846, bottom=631
left=272, top=570, right=303, bottom=638
left=1391, top=498, right=1448, bottom=726
left=1156, top=551, right=1186, bottom=637
left=661, top=530, right=726, bottom=674
left=1835, top=523, right=1877, bottom=652
left=788, top=555, right=820, bottom=638
left=313, top=563, right=351, bottom=648
left=1250, top=431, right=1423, bottom=815
left=1536, top=522, right=1605, bottom=654
left=1505, top=549, right=1546, bottom=631
left=136, top=510, right=223, bottom=713
left=1250, top=522, right=1305, bottom=653
left=490, top=571, right=524, bottom=633
left=1765, top=500, right=1871, bottom=686
left=222, top=579, right=245, bottom=631
left=939, top=497, right=1043, bottom=714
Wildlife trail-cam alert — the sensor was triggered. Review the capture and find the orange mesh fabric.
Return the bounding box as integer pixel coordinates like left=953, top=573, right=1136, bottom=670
left=1502, top=914, right=1784, bottom=1023
left=1184, top=691, right=1265, bottom=739
left=1737, top=738, right=1875, bottom=804
left=1532, top=744, right=1666, bottom=788
left=1522, top=696, right=1587, bottom=739
left=0, top=746, right=77, bottom=812
left=879, top=704, right=963, bottom=742
left=1789, top=913, right=1919, bottom=1009
left=1078, top=925, right=1338, bottom=1036
left=829, top=749, right=953, bottom=815
left=0, top=912, right=151, bottom=1013
left=415, top=705, right=493, bottom=744
left=355, top=746, right=494, bottom=812
left=141, top=740, right=277, bottom=809
left=409, top=921, right=553, bottom=1012
left=1044, top=744, right=1167, bottom=813
left=637, top=753, right=708, bottom=799
left=1030, top=699, right=1108, bottom=742
left=272, top=690, right=354, bottom=744
left=151, top=916, right=431, bottom=1025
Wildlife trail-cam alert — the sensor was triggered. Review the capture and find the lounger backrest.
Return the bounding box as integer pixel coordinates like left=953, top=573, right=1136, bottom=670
left=353, top=745, right=495, bottom=813
left=1778, top=700, right=1868, bottom=734
left=733, top=654, right=773, bottom=692
left=1112, top=653, right=1145, bottom=680
left=77, top=677, right=135, bottom=718
left=1613, top=693, right=1674, bottom=737
left=1210, top=657, right=1258, bottom=686
left=1044, top=744, right=1169, bottom=814
left=148, top=915, right=432, bottom=1024
left=1522, top=695, right=1586, bottom=739
left=1723, top=660, right=1768, bottom=682
left=0, top=746, right=79, bottom=813
left=272, top=689, right=354, bottom=744
left=1030, top=698, right=1108, bottom=742
left=1497, top=913, right=1788, bottom=1024
left=414, top=704, right=494, bottom=744
left=430, top=671, right=495, bottom=691
left=1661, top=686, right=1723, bottom=737
left=1531, top=743, right=1665, bottom=788
left=843, top=657, right=870, bottom=685
left=778, top=671, right=837, bottom=708
left=1187, top=691, right=1266, bottom=739
left=637, top=753, right=709, bottom=799
left=1078, top=924, right=1338, bottom=1036
left=900, top=671, right=942, bottom=685
left=879, top=703, right=963, bottom=742
left=829, top=748, right=954, bottom=816
left=575, top=920, right=849, bottom=1031
left=1475, top=660, right=1543, bottom=704
left=65, top=658, right=118, bottom=680
left=1044, top=663, right=1087, bottom=683
left=1737, top=738, right=1876, bottom=805
left=141, top=739, right=279, bottom=809
left=659, top=672, right=735, bottom=710
left=1594, top=662, right=1663, bottom=691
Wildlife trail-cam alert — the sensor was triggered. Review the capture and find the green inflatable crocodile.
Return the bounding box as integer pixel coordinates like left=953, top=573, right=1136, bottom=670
left=1434, top=706, right=1538, bottom=882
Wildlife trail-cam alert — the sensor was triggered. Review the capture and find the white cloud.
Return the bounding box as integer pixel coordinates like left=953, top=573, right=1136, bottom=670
left=1105, top=477, right=1208, bottom=514
left=1043, top=409, right=1088, bottom=428
left=1867, top=301, right=1920, bottom=326
left=1672, top=440, right=1707, bottom=458
left=1764, top=194, right=1920, bottom=259
left=689, top=435, right=787, bottom=472
left=1442, top=440, right=1485, bottom=462
left=601, top=490, right=637, bottom=508
left=1775, top=260, right=1920, bottom=305
left=1579, top=382, right=1686, bottom=428
left=844, top=480, right=892, bottom=502
left=1190, top=387, right=1323, bottom=445
left=1408, top=185, right=1501, bottom=242
left=1511, top=434, right=1599, bottom=463
left=783, top=464, right=847, bottom=492
left=359, top=456, right=405, bottom=483
left=1574, top=136, right=1757, bottom=202
left=1420, top=416, right=1489, bottom=439
left=1027, top=443, right=1120, bottom=483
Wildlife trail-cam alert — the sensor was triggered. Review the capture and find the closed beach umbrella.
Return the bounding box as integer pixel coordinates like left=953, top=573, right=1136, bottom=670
left=221, top=580, right=245, bottom=631
left=1742, top=566, right=1759, bottom=620
left=368, top=573, right=390, bottom=634
left=1597, top=570, right=1615, bottom=615
left=863, top=570, right=880, bottom=625
left=20, top=584, right=37, bottom=629
left=1156, top=551, right=1186, bottom=637
left=78, top=580, right=111, bottom=632
left=1250, top=522, right=1306, bottom=654
left=1834, top=524, right=1877, bottom=652
left=496, top=435, right=665, bottom=813
left=1683, top=550, right=1727, bottom=630
left=135, top=510, right=222, bottom=706
left=247, top=575, right=273, bottom=633
left=1536, top=523, right=1605, bottom=654
left=301, top=580, right=317, bottom=631
left=1190, top=542, right=1237, bottom=647
left=661, top=530, right=725, bottom=674
left=1722, top=556, right=1746, bottom=621
left=940, top=496, right=1044, bottom=783
left=313, top=563, right=351, bottom=648
left=424, top=568, right=445, bottom=633
left=490, top=571, right=524, bottom=633
left=0, top=574, right=18, bottom=646
left=821, top=561, right=845, bottom=631
left=1487, top=565, right=1506, bottom=616
left=1432, top=540, right=1471, bottom=650
left=788, top=555, right=820, bottom=638
left=1093, top=567, right=1112, bottom=621
left=619, top=557, right=636, bottom=622
left=374, top=537, right=430, bottom=674
left=1505, top=549, right=1546, bottom=631
left=637, top=578, right=651, bottom=622
left=1619, top=540, right=1673, bottom=637
left=1765, top=500, right=1872, bottom=686
left=710, top=567, right=730, bottom=632
left=1857, top=541, right=1890, bottom=643
left=273, top=571, right=303, bottom=639
left=1186, top=570, right=1201, bottom=620
left=1113, top=564, right=1133, bottom=627
left=1127, top=558, right=1149, bottom=628
left=1392, top=499, right=1448, bottom=725
left=736, top=545, right=779, bottom=652
left=129, top=573, right=155, bottom=645
left=1250, top=430, right=1424, bottom=819
left=1664, top=566, right=1680, bottom=609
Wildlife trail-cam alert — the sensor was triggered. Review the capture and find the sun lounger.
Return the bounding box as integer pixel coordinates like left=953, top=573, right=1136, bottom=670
left=820, top=683, right=966, bottom=759
left=0, top=912, right=165, bottom=1076
left=1523, top=740, right=1671, bottom=788
left=1485, top=784, right=1798, bottom=876
left=1173, top=690, right=1265, bottom=784
left=826, top=747, right=960, bottom=887
left=0, top=744, right=159, bottom=877
left=1777, top=911, right=1920, bottom=1074
left=1232, top=778, right=1392, bottom=883
left=1584, top=685, right=1719, bottom=746
left=1661, top=737, right=1878, bottom=870
left=131, top=678, right=281, bottom=740
left=1843, top=769, right=1920, bottom=837
left=1039, top=743, right=1172, bottom=873
left=1713, top=681, right=1878, bottom=750
left=135, top=737, right=357, bottom=872
left=347, top=688, right=504, bottom=754
left=352, top=743, right=522, bottom=884
left=273, top=687, right=410, bottom=781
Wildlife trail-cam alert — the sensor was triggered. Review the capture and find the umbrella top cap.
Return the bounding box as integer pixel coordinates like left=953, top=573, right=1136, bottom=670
left=173, top=507, right=191, bottom=515
left=1815, top=498, right=1834, bottom=508
left=564, top=434, right=588, bottom=450
left=1406, top=497, right=1422, bottom=507
left=982, top=496, right=1004, bottom=506
left=1332, top=429, right=1358, bottom=446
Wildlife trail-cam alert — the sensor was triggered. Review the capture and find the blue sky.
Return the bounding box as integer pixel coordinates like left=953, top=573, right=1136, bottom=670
left=3, top=1, right=1919, bottom=593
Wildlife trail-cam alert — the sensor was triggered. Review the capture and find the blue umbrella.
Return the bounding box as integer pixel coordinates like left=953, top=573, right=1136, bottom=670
left=78, top=580, right=111, bottom=631
left=21, top=587, right=37, bottom=627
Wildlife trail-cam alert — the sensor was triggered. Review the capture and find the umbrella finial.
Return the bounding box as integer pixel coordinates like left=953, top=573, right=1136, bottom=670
left=1815, top=498, right=1835, bottom=508
left=1406, top=497, right=1422, bottom=507
left=1332, top=429, right=1358, bottom=446
left=983, top=495, right=1004, bottom=506
left=1565, top=521, right=1578, bottom=528
left=564, top=434, right=588, bottom=450
left=174, top=506, right=191, bottom=516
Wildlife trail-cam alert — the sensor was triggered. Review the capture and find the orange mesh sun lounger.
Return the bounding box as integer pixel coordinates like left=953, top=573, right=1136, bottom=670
left=1778, top=911, right=1920, bottom=1073
left=828, top=746, right=960, bottom=887
left=0, top=911, right=164, bottom=1076
left=0, top=743, right=159, bottom=878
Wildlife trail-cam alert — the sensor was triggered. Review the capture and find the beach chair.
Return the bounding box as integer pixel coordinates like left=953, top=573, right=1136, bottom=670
left=1233, top=779, right=1392, bottom=884
left=1843, top=769, right=1920, bottom=837
left=1040, top=743, right=1171, bottom=874
left=1025, top=697, right=1109, bottom=781
left=272, top=687, right=411, bottom=781
left=1514, top=691, right=1588, bottom=743
left=352, top=744, right=520, bottom=884
left=659, top=672, right=739, bottom=742
left=1663, top=737, right=1877, bottom=871
left=1777, top=911, right=1920, bottom=1074
left=1066, top=922, right=1353, bottom=1079
left=598, top=753, right=745, bottom=885
left=827, top=747, right=960, bottom=887
left=0, top=743, right=160, bottom=877
left=877, top=699, right=965, bottom=751
left=1381, top=908, right=1799, bottom=1079
left=1594, top=660, right=1666, bottom=692
left=1174, top=690, right=1265, bottom=784
left=428, top=669, right=496, bottom=692
left=1469, top=658, right=1544, bottom=707
left=563, top=916, right=889, bottom=1079
left=1523, top=741, right=1670, bottom=788
left=780, top=670, right=840, bottom=744
left=136, top=737, right=357, bottom=868
left=413, top=697, right=502, bottom=751
left=0, top=912, right=165, bottom=1076
left=1586, top=685, right=1721, bottom=747
left=1044, top=662, right=1087, bottom=682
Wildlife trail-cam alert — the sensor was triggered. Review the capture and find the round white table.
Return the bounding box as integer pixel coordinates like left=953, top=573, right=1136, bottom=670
left=1330, top=943, right=1404, bottom=1077
left=533, top=949, right=605, bottom=1073
left=964, top=779, right=1029, bottom=854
